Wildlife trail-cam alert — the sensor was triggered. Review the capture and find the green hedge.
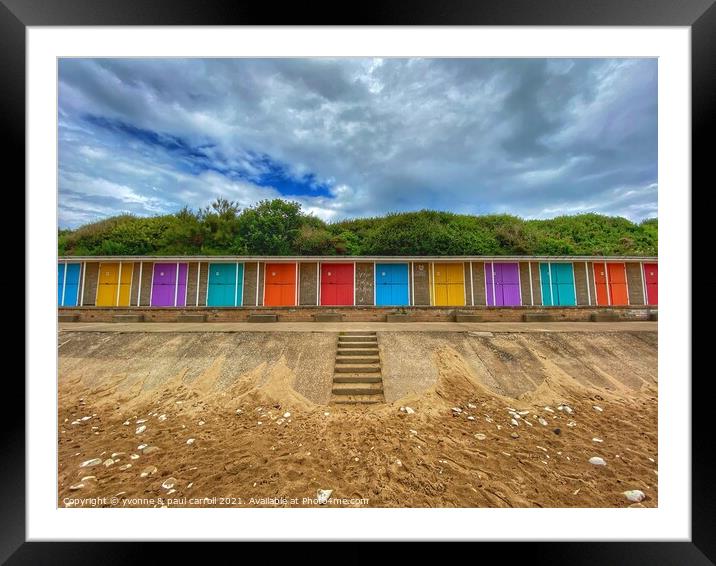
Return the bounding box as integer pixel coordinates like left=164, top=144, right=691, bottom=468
left=59, top=198, right=657, bottom=256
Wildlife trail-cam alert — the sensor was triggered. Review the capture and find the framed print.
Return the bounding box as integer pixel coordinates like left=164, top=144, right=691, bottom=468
left=9, top=0, right=707, bottom=561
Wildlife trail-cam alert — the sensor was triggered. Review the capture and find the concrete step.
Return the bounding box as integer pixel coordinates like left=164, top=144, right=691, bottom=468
left=176, top=313, right=207, bottom=322
left=337, top=341, right=378, bottom=348
left=248, top=313, right=278, bottom=323
left=523, top=313, right=555, bottom=322
left=332, top=383, right=384, bottom=396
left=335, top=356, right=380, bottom=364
left=338, top=336, right=377, bottom=343
left=112, top=314, right=144, bottom=323
left=333, top=374, right=383, bottom=383
left=315, top=313, right=342, bottom=322
left=456, top=313, right=486, bottom=322
left=337, top=348, right=379, bottom=356
left=58, top=313, right=79, bottom=323
left=339, top=331, right=376, bottom=335
left=333, top=397, right=382, bottom=405
left=334, top=364, right=381, bottom=373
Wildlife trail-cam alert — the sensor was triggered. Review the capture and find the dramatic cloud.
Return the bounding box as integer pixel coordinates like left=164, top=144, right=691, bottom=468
left=58, top=58, right=657, bottom=228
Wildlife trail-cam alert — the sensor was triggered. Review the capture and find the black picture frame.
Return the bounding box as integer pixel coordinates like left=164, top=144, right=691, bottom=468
left=8, top=0, right=705, bottom=561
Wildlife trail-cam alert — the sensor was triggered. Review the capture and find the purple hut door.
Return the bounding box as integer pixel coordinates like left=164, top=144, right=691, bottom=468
left=151, top=263, right=188, bottom=306
left=500, top=263, right=521, bottom=306
left=176, top=263, right=188, bottom=306
left=485, top=263, right=500, bottom=306
left=486, top=263, right=521, bottom=306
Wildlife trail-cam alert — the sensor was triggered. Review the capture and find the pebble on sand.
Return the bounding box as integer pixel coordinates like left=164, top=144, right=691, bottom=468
left=592, top=438, right=603, bottom=443
left=186, top=438, right=195, bottom=445
left=538, top=418, right=548, bottom=426
left=400, top=406, right=415, bottom=415
left=79, top=458, right=102, bottom=468
left=130, top=454, right=140, bottom=460
left=474, top=433, right=487, bottom=440
left=140, top=466, right=158, bottom=478
left=69, top=483, right=84, bottom=490
left=103, top=459, right=115, bottom=467
left=138, top=444, right=147, bottom=450
left=317, top=489, right=333, bottom=505
left=589, top=456, right=607, bottom=466
left=510, top=418, right=519, bottom=427
left=452, top=407, right=462, bottom=414
left=119, top=463, right=132, bottom=470
left=593, top=406, right=604, bottom=412
left=623, top=490, right=646, bottom=503
left=467, top=416, right=475, bottom=421
left=511, top=432, right=519, bottom=439
left=161, top=477, right=177, bottom=490
left=135, top=425, right=147, bottom=434
left=468, top=403, right=477, bottom=409
left=142, top=446, right=160, bottom=455
left=283, top=412, right=291, bottom=418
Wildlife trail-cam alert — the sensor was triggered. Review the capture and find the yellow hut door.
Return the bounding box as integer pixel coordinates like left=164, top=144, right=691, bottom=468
left=446, top=263, right=465, bottom=306
left=96, top=263, right=119, bottom=306
left=434, top=264, right=449, bottom=306
left=118, top=263, right=132, bottom=306
left=96, top=263, right=132, bottom=306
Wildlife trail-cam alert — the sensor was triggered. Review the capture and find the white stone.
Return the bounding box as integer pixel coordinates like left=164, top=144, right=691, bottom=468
left=198, top=420, right=205, bottom=426
left=452, top=407, right=462, bottom=414
left=623, top=490, right=646, bottom=503
left=138, top=444, right=147, bottom=450
left=467, top=416, right=475, bottom=421
left=161, top=477, right=176, bottom=490
left=158, top=414, right=167, bottom=421
left=544, top=407, right=554, bottom=413
left=81, top=416, right=92, bottom=421
left=567, top=421, right=577, bottom=427
left=140, top=466, right=157, bottom=478
left=130, top=454, right=139, bottom=460
left=510, top=418, right=519, bottom=426
left=589, top=456, right=607, bottom=466
left=119, top=463, right=132, bottom=470
left=538, top=417, right=548, bottom=426
left=235, top=409, right=243, bottom=414
left=69, top=483, right=84, bottom=490
left=564, top=406, right=573, bottom=414
left=593, top=406, right=603, bottom=412
left=404, top=407, right=415, bottom=414
left=410, top=430, right=418, bottom=435
left=395, top=460, right=402, bottom=467
left=324, top=412, right=330, bottom=416
left=518, top=410, right=529, bottom=416
left=186, top=438, right=195, bottom=445
left=136, top=419, right=147, bottom=424
left=524, top=420, right=533, bottom=427
left=123, top=420, right=130, bottom=425
left=468, top=403, right=477, bottom=409
left=474, top=433, right=486, bottom=440
left=111, top=452, right=125, bottom=458
left=283, top=412, right=291, bottom=418
left=103, top=458, right=115, bottom=467
left=317, top=489, right=333, bottom=504
left=80, top=458, right=102, bottom=468
left=135, top=425, right=146, bottom=434
left=592, top=438, right=603, bottom=443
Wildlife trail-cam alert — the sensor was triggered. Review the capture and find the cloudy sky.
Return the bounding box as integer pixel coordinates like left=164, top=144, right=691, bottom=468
left=58, top=58, right=657, bottom=228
